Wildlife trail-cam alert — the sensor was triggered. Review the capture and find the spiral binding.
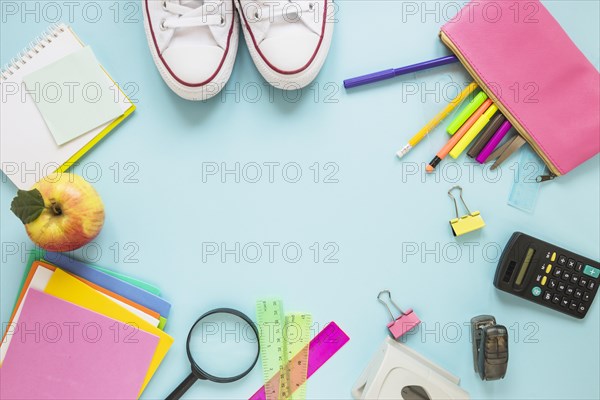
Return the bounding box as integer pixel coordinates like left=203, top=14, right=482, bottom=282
left=0, top=23, right=67, bottom=81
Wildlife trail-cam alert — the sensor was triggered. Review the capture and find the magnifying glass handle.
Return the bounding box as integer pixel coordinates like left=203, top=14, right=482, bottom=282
left=165, top=372, right=198, bottom=400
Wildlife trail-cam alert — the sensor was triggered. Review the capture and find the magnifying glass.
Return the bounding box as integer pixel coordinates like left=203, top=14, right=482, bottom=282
left=166, top=308, right=260, bottom=400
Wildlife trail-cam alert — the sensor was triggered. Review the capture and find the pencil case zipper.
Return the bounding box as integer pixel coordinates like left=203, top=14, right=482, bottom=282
left=439, top=31, right=558, bottom=181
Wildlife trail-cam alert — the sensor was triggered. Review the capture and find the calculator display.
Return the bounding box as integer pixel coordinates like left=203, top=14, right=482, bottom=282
left=515, top=248, right=535, bottom=287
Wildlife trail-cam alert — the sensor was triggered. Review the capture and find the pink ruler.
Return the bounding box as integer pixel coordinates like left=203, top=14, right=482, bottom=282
left=249, top=322, right=350, bottom=400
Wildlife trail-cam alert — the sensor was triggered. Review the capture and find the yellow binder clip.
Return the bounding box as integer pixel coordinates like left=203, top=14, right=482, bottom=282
left=448, top=186, right=485, bottom=236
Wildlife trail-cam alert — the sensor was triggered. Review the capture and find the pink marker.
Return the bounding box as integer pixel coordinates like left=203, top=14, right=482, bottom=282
left=476, top=121, right=513, bottom=163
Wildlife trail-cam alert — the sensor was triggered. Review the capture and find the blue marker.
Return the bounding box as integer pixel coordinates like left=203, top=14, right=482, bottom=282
left=344, top=55, right=459, bottom=89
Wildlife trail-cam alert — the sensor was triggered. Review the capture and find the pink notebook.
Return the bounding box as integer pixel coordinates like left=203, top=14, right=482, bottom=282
left=441, top=0, right=600, bottom=176
left=0, top=289, right=159, bottom=399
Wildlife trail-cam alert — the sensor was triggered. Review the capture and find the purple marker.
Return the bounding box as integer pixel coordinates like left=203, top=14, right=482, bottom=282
left=476, top=121, right=513, bottom=163
left=343, top=55, right=459, bottom=89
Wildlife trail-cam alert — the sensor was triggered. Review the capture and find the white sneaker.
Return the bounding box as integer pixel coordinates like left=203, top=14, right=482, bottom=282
left=143, top=0, right=238, bottom=100
left=235, top=0, right=334, bottom=89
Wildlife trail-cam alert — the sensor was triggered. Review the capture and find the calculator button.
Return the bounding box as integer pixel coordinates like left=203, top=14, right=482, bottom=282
left=583, top=265, right=600, bottom=279
left=578, top=304, right=587, bottom=314
left=557, top=282, right=566, bottom=292
left=570, top=275, right=579, bottom=284
left=588, top=281, right=596, bottom=291
left=545, top=264, right=552, bottom=274
left=558, top=255, right=567, bottom=266
left=548, top=279, right=557, bottom=289
left=538, top=264, right=546, bottom=273
left=569, top=300, right=578, bottom=310
left=567, top=258, right=576, bottom=269
left=574, top=289, right=583, bottom=299
left=552, top=294, right=561, bottom=304
left=583, top=292, right=591, bottom=302
left=560, top=298, right=569, bottom=307
left=575, top=262, right=584, bottom=273
left=531, top=286, right=542, bottom=297
left=543, top=291, right=552, bottom=301
left=551, top=252, right=557, bottom=262
left=566, top=286, right=574, bottom=296
left=553, top=267, right=562, bottom=277
left=541, top=276, right=547, bottom=286
left=562, top=271, right=571, bottom=281
left=579, top=277, right=588, bottom=287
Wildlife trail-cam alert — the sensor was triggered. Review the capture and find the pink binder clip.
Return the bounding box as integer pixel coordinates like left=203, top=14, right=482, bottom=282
left=377, top=290, right=421, bottom=340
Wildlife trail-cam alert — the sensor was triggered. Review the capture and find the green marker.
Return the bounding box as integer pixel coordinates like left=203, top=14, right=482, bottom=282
left=447, top=91, right=488, bottom=135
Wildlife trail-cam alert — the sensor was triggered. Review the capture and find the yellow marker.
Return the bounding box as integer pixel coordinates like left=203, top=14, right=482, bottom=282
left=449, top=104, right=498, bottom=159
left=551, top=252, right=557, bottom=262
left=546, top=264, right=552, bottom=274
left=541, top=276, right=547, bottom=286
left=397, top=82, right=478, bottom=158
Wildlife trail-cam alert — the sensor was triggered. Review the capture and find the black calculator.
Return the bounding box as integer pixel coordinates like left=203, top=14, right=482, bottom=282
left=494, top=232, right=599, bottom=319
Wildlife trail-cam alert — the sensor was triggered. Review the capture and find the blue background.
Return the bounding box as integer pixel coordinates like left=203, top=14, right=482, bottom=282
left=1, top=1, right=599, bottom=399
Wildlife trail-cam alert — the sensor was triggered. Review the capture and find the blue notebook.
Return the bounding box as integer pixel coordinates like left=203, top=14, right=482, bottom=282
left=44, top=252, right=171, bottom=318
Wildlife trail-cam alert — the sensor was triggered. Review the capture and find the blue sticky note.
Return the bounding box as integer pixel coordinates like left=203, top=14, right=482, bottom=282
left=23, top=46, right=123, bottom=145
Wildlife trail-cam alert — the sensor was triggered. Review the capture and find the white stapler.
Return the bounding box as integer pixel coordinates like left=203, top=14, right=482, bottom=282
left=352, top=337, right=470, bottom=400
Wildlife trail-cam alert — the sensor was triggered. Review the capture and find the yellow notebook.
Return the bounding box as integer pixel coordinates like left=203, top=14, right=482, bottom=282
left=0, top=23, right=135, bottom=189
left=44, top=269, right=173, bottom=397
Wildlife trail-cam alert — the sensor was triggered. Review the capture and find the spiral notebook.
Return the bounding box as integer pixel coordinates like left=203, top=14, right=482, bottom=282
left=0, top=24, right=135, bottom=189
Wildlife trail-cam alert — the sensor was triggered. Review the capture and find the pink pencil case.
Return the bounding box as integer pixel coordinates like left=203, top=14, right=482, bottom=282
left=440, top=0, right=599, bottom=177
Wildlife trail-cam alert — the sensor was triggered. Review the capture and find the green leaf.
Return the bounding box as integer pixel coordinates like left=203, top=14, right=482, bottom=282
left=10, top=189, right=46, bottom=224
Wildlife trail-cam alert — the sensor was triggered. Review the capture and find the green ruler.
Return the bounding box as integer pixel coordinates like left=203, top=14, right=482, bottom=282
left=256, top=299, right=312, bottom=400
left=282, top=313, right=312, bottom=400
left=257, top=299, right=285, bottom=400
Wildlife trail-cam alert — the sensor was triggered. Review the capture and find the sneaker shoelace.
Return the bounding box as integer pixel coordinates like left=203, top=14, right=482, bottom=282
left=160, top=0, right=226, bottom=30
left=250, top=0, right=317, bottom=23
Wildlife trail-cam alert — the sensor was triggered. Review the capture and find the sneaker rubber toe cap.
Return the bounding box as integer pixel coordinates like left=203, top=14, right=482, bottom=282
left=259, top=31, right=320, bottom=72
left=161, top=45, right=225, bottom=85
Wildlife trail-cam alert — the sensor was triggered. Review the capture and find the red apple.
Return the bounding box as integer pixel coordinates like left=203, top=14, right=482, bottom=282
left=11, top=173, right=105, bottom=252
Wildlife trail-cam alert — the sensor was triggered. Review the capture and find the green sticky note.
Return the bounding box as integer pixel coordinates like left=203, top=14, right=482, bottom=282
left=23, top=46, right=123, bottom=145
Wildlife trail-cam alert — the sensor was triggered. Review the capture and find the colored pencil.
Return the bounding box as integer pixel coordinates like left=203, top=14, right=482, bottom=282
left=397, top=82, right=478, bottom=158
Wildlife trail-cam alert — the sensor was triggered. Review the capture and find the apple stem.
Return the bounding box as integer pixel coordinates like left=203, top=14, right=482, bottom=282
left=49, top=201, right=62, bottom=216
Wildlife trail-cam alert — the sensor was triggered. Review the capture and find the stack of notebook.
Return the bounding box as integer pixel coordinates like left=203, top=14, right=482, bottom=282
left=0, top=250, right=172, bottom=399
